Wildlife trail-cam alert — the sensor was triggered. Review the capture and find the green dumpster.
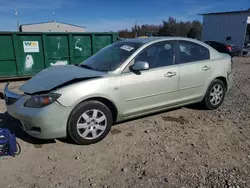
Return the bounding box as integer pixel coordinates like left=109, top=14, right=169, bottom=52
left=0, top=32, right=118, bottom=79
left=0, top=35, right=17, bottom=77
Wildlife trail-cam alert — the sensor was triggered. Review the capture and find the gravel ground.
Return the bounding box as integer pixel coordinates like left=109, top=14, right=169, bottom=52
left=0, top=57, right=250, bottom=188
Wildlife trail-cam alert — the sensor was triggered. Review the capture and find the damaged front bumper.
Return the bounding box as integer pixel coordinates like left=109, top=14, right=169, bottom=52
left=2, top=82, right=71, bottom=139
left=1, top=82, right=22, bottom=105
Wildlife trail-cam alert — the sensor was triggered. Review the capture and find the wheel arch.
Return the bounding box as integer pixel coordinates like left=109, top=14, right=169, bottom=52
left=69, top=96, right=119, bottom=123
left=202, top=76, right=228, bottom=101
left=201, top=76, right=227, bottom=110
left=214, top=76, right=228, bottom=90
left=66, top=96, right=117, bottom=145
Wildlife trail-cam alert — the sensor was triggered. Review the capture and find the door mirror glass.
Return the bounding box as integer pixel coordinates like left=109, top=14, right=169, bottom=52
left=131, top=61, right=149, bottom=71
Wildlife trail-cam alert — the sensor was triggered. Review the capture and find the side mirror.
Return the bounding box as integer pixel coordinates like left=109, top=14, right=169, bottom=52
left=131, top=61, right=149, bottom=71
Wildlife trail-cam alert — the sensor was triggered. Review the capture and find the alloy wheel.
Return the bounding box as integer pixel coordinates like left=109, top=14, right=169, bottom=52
left=209, top=84, right=224, bottom=106
left=76, top=109, right=107, bottom=140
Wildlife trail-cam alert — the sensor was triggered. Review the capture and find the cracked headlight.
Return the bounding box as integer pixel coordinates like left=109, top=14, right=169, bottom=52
left=24, top=93, right=61, bottom=108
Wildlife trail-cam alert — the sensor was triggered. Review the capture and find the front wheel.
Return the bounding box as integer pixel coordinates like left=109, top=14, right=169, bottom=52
left=68, top=101, right=113, bottom=145
left=202, top=79, right=226, bottom=110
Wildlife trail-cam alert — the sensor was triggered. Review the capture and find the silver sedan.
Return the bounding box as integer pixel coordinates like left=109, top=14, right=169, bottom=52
left=2, top=37, right=233, bottom=145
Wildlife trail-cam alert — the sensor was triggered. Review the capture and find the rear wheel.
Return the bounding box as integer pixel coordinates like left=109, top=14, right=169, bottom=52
left=202, top=79, right=226, bottom=110
left=68, top=101, right=113, bottom=145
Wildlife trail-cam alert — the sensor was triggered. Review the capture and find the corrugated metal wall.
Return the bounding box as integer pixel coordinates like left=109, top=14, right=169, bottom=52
left=202, top=12, right=250, bottom=49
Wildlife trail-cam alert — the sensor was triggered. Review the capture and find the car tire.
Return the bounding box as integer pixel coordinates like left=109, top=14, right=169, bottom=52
left=202, top=79, right=226, bottom=110
left=68, top=100, right=113, bottom=145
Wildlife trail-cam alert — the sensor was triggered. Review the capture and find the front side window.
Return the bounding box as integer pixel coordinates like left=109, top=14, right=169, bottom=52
left=178, top=41, right=210, bottom=64
left=133, top=41, right=176, bottom=69
left=79, top=41, right=142, bottom=72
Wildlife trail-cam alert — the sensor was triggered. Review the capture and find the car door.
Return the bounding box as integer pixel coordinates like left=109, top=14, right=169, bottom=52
left=117, top=40, right=179, bottom=118
left=177, top=40, right=212, bottom=102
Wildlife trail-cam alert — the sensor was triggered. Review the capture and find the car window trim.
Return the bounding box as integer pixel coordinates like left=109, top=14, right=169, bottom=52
left=176, top=40, right=210, bottom=65
left=121, top=40, right=178, bottom=74
left=121, top=63, right=179, bottom=75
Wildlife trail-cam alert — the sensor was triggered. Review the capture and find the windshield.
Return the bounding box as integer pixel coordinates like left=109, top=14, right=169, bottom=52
left=79, top=41, right=142, bottom=72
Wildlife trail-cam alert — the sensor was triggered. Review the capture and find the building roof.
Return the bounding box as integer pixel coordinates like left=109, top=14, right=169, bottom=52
left=20, top=21, right=85, bottom=28
left=199, top=8, right=250, bottom=16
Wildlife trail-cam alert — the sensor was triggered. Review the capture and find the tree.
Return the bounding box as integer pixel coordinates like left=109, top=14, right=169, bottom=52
left=118, top=29, right=135, bottom=38
left=187, top=28, right=198, bottom=39
left=157, top=17, right=202, bottom=37
left=118, top=17, right=203, bottom=39
left=191, top=20, right=202, bottom=39
left=157, top=17, right=178, bottom=36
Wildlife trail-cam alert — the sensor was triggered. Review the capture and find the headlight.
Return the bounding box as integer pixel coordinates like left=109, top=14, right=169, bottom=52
left=24, top=93, right=61, bottom=108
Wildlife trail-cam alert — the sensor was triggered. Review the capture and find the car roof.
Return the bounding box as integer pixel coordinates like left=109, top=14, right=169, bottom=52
left=119, top=37, right=201, bottom=44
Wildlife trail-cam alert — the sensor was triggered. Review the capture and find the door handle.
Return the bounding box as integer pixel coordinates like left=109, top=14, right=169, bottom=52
left=164, top=72, right=176, bottom=77
left=202, top=66, right=211, bottom=71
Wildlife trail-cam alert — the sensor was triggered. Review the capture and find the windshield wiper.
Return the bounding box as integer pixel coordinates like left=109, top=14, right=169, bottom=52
left=79, top=64, right=94, bottom=70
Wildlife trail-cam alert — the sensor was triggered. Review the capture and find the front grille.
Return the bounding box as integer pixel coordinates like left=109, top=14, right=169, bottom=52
left=5, top=97, right=19, bottom=106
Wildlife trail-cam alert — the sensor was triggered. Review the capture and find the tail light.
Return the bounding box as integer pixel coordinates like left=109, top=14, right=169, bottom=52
left=226, top=45, right=232, bottom=51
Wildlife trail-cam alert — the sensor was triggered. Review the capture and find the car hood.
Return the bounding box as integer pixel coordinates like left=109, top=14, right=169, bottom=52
left=20, top=65, right=106, bottom=94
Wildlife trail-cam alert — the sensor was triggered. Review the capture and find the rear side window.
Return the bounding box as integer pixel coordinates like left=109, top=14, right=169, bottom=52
left=178, top=41, right=210, bottom=64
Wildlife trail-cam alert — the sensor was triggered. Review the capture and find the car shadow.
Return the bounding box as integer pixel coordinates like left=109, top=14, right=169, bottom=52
left=0, top=112, right=56, bottom=145
left=0, top=103, right=207, bottom=146
left=113, top=106, right=182, bottom=126
left=185, top=103, right=207, bottom=110
left=57, top=137, right=77, bottom=145
left=113, top=103, right=207, bottom=126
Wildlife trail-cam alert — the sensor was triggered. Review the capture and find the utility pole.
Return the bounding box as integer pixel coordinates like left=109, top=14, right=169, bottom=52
left=135, top=20, right=138, bottom=38
left=14, top=9, right=19, bottom=31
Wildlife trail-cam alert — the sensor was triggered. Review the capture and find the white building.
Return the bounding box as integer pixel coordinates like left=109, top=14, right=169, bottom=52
left=200, top=9, right=250, bottom=49
left=20, top=21, right=86, bottom=32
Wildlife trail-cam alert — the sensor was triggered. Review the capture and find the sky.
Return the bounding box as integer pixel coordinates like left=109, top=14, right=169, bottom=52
left=0, top=0, right=249, bottom=32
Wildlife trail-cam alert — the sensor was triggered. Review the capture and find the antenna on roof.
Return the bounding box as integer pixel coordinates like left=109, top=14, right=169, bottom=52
left=14, top=8, right=20, bottom=31
left=52, top=10, right=56, bottom=22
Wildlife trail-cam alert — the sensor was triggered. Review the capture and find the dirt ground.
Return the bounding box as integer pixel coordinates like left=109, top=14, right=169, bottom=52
left=0, top=57, right=250, bottom=188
